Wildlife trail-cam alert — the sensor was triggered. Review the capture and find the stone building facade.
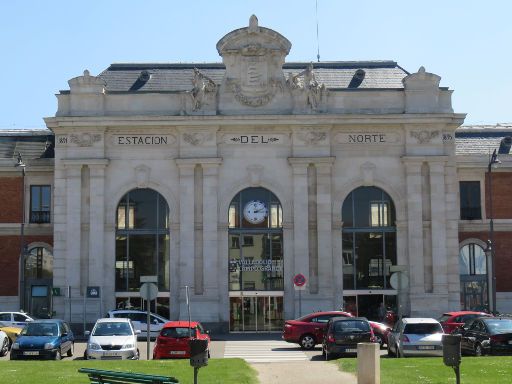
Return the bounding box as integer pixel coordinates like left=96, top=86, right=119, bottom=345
left=1, top=16, right=510, bottom=331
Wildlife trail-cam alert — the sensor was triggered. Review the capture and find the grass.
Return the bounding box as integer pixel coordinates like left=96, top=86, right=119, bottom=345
left=337, top=356, right=512, bottom=384
left=0, top=359, right=258, bottom=384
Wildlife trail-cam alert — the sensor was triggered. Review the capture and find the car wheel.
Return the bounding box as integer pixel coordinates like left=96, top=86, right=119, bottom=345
left=474, top=343, right=483, bottom=357
left=387, top=345, right=395, bottom=357
left=135, top=349, right=140, bottom=360
left=54, top=350, right=61, bottom=360
left=299, top=334, right=316, bottom=350
left=374, top=335, right=383, bottom=348
left=0, top=338, right=8, bottom=357
left=67, top=343, right=74, bottom=357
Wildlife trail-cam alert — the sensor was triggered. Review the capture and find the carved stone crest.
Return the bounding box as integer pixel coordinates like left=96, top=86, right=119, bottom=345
left=70, top=133, right=102, bottom=147
left=182, top=132, right=214, bottom=146
left=297, top=130, right=327, bottom=145
left=410, top=130, right=440, bottom=144
left=216, top=15, right=291, bottom=108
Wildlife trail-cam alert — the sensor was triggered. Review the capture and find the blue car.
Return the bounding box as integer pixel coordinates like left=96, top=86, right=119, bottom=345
left=10, top=319, right=74, bottom=360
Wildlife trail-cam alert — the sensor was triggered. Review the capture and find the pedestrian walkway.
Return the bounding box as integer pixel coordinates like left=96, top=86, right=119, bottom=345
left=223, top=340, right=308, bottom=362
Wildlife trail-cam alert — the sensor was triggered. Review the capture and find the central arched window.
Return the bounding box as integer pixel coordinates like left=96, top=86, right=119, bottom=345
left=25, top=246, right=53, bottom=279
left=115, top=188, right=170, bottom=292
left=228, top=187, right=283, bottom=291
left=459, top=244, right=486, bottom=275
left=342, top=186, right=397, bottom=290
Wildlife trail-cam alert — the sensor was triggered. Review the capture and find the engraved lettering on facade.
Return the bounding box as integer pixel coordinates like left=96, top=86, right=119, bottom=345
left=113, top=135, right=172, bottom=145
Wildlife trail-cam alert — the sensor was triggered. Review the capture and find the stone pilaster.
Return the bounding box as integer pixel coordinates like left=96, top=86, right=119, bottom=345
left=429, top=160, right=448, bottom=293
left=403, top=158, right=425, bottom=298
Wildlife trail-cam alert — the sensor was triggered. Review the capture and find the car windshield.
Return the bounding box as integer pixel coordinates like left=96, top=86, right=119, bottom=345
left=404, top=323, right=443, bottom=334
left=437, top=314, right=452, bottom=323
left=92, top=322, right=133, bottom=336
left=22, top=323, right=58, bottom=337
left=161, top=327, right=195, bottom=338
left=333, top=320, right=370, bottom=333
left=485, top=319, right=512, bottom=334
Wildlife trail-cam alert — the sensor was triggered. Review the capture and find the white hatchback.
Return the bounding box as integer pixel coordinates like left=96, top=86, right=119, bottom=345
left=85, top=318, right=140, bottom=360
left=0, top=312, right=34, bottom=328
left=388, top=317, right=444, bottom=357
left=106, top=310, right=168, bottom=339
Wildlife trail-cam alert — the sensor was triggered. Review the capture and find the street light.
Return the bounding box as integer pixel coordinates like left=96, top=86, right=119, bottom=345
left=487, top=148, right=500, bottom=314
left=15, top=152, right=27, bottom=310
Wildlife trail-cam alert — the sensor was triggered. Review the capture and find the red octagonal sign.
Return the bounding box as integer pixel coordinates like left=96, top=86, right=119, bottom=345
left=293, top=273, right=307, bottom=287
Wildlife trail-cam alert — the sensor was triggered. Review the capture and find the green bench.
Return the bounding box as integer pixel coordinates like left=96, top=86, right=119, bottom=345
left=78, top=368, right=179, bottom=384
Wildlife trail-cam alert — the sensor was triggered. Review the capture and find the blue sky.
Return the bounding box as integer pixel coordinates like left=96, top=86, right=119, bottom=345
left=1, top=0, right=510, bottom=128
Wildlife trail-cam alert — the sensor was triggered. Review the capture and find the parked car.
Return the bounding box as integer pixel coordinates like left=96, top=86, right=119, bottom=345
left=0, top=330, right=9, bottom=357
left=153, top=321, right=210, bottom=359
left=455, top=316, right=512, bottom=356
left=387, top=318, right=444, bottom=357
left=282, top=310, right=353, bottom=350
left=10, top=319, right=74, bottom=360
left=85, top=318, right=140, bottom=360
left=0, top=321, right=23, bottom=346
left=369, top=321, right=391, bottom=348
left=437, top=311, right=492, bottom=334
left=322, top=317, right=374, bottom=360
left=0, top=311, right=34, bottom=327
left=106, top=309, right=169, bottom=339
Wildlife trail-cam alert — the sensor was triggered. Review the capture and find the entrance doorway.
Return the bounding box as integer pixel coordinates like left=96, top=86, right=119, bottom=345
left=343, top=293, right=397, bottom=322
left=229, top=294, right=283, bottom=332
left=460, top=276, right=488, bottom=311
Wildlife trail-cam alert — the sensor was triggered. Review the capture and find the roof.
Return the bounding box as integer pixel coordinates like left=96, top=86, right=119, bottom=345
left=456, top=124, right=512, bottom=156
left=163, top=321, right=200, bottom=328
left=94, top=61, right=409, bottom=93
left=402, top=318, right=440, bottom=324
left=95, top=318, right=131, bottom=323
left=0, top=129, right=54, bottom=160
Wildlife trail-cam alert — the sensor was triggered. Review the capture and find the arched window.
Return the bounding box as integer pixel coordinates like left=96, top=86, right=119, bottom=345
left=25, top=246, right=53, bottom=279
left=115, top=188, right=170, bottom=292
left=228, top=187, right=283, bottom=291
left=459, top=243, right=487, bottom=275
left=342, top=186, right=396, bottom=290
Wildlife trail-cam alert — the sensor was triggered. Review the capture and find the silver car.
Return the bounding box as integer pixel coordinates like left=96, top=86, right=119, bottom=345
left=85, top=318, right=140, bottom=360
left=387, top=317, right=444, bottom=357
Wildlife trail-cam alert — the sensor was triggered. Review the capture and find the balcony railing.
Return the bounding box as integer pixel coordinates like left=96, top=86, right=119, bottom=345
left=30, top=210, right=51, bottom=224
left=460, top=207, right=482, bottom=220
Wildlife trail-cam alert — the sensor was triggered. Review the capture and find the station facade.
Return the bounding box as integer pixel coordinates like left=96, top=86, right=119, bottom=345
left=1, top=16, right=511, bottom=331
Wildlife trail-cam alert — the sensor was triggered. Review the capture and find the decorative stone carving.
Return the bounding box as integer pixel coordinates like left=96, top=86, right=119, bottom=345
left=288, top=63, right=327, bottom=111
left=134, top=165, right=151, bottom=188
left=70, top=133, right=102, bottom=147
left=410, top=130, right=440, bottom=144
left=190, top=68, right=217, bottom=111
left=182, top=132, right=214, bottom=146
left=247, top=164, right=264, bottom=186
left=216, top=15, right=291, bottom=108
left=361, top=162, right=376, bottom=186
left=68, top=70, right=105, bottom=94
left=296, top=130, right=327, bottom=145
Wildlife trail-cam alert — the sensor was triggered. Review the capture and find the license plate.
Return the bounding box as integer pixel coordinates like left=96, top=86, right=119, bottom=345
left=170, top=351, right=186, bottom=355
left=23, top=351, right=39, bottom=356
left=344, top=349, right=357, bottom=353
left=103, top=352, right=120, bottom=356
left=418, top=345, right=435, bottom=350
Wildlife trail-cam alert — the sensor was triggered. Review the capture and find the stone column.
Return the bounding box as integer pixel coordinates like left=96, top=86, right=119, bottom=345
left=429, top=160, right=448, bottom=294
left=88, top=160, right=109, bottom=316
left=288, top=159, right=309, bottom=317
left=315, top=159, right=334, bottom=303
left=202, top=160, right=222, bottom=297
left=403, top=159, right=425, bottom=300
left=64, top=163, right=82, bottom=321
left=332, top=219, right=343, bottom=309
left=176, top=160, right=195, bottom=315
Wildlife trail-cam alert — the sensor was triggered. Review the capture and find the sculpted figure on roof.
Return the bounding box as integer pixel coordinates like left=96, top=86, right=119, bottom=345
left=190, top=68, right=217, bottom=111
left=291, top=63, right=327, bottom=111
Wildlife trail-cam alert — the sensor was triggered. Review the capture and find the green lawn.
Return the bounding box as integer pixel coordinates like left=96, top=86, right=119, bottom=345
left=0, top=359, right=257, bottom=384
left=338, top=356, right=512, bottom=384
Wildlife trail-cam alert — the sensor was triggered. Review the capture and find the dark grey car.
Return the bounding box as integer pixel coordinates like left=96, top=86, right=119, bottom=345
left=322, top=317, right=373, bottom=360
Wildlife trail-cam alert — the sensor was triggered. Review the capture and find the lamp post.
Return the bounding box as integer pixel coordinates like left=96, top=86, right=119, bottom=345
left=15, top=152, right=27, bottom=311
left=487, top=149, right=500, bottom=314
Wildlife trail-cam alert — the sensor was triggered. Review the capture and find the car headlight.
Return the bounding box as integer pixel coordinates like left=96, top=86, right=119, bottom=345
left=44, top=343, right=55, bottom=350
left=12, top=342, right=19, bottom=349
left=122, top=343, right=134, bottom=349
left=88, top=343, right=101, bottom=350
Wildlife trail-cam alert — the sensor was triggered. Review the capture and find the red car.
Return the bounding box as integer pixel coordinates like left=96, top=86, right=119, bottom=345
left=153, top=321, right=210, bottom=359
left=282, top=311, right=353, bottom=350
left=437, top=311, right=492, bottom=334
left=369, top=321, right=391, bottom=348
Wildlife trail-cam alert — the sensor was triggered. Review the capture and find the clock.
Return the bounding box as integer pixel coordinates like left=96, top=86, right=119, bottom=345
left=243, top=200, right=268, bottom=224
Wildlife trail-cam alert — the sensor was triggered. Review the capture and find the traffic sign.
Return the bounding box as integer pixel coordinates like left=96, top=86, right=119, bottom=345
left=140, top=282, right=158, bottom=301
left=389, top=272, right=409, bottom=290
left=86, top=286, right=101, bottom=298
left=293, top=273, right=307, bottom=290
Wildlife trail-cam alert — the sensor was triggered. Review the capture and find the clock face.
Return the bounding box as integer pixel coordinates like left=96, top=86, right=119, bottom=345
left=243, top=200, right=268, bottom=224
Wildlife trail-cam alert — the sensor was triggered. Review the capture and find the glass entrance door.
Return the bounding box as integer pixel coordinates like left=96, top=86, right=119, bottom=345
left=229, top=295, right=283, bottom=332
left=460, top=276, right=488, bottom=311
